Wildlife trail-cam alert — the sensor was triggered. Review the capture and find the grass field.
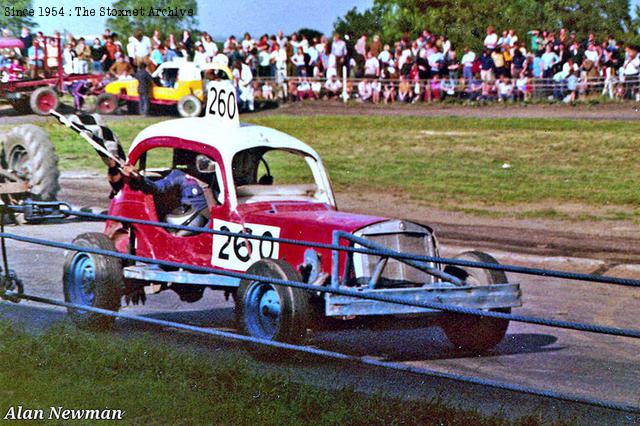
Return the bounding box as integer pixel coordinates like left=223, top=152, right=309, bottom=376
left=0, top=322, right=538, bottom=425
left=5, top=114, right=638, bottom=220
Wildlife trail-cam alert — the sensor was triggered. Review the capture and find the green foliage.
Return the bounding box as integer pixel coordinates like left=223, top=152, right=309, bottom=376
left=334, top=0, right=639, bottom=50
left=0, top=0, right=37, bottom=35
left=334, top=6, right=385, bottom=38
left=106, top=0, right=198, bottom=40
left=296, top=27, right=324, bottom=41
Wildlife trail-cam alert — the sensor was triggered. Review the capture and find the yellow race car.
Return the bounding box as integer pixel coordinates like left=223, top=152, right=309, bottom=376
left=96, top=61, right=232, bottom=117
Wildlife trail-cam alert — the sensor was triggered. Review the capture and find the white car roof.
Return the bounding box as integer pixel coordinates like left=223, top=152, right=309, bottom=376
left=128, top=117, right=321, bottom=164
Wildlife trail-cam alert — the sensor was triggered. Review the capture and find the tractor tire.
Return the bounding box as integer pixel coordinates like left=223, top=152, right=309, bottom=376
left=95, top=93, right=118, bottom=114
left=63, top=232, right=123, bottom=330
left=177, top=95, right=202, bottom=117
left=441, top=251, right=510, bottom=352
left=29, top=87, right=59, bottom=115
left=9, top=97, right=32, bottom=115
left=2, top=124, right=60, bottom=201
left=236, top=259, right=311, bottom=343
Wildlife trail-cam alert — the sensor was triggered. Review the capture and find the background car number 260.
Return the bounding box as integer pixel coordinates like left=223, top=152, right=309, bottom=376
left=211, top=219, right=280, bottom=270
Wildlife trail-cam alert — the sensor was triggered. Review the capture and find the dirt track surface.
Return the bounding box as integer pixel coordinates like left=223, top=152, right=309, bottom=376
left=3, top=99, right=640, bottom=122
left=60, top=172, right=640, bottom=267
left=254, top=100, right=640, bottom=120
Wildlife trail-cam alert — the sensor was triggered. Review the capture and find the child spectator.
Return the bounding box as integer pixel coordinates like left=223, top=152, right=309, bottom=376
left=397, top=75, right=411, bottom=102
left=496, top=75, right=514, bottom=101
left=383, top=80, right=396, bottom=103
left=357, top=78, right=372, bottom=102
left=515, top=71, right=529, bottom=101
left=262, top=82, right=274, bottom=100
left=566, top=70, right=579, bottom=102
left=324, top=72, right=342, bottom=98
left=371, top=79, right=381, bottom=104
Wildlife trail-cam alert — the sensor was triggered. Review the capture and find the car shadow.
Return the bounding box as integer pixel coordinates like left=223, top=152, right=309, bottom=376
left=0, top=301, right=560, bottom=363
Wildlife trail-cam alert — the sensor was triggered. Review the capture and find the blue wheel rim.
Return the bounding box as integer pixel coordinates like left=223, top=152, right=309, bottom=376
left=245, top=282, right=281, bottom=339
left=67, top=253, right=96, bottom=311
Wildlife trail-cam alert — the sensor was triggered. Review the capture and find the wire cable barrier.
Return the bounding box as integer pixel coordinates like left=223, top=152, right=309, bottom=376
left=1, top=208, right=639, bottom=413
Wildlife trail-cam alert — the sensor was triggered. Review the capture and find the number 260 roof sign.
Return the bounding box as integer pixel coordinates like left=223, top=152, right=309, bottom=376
left=204, top=80, right=240, bottom=128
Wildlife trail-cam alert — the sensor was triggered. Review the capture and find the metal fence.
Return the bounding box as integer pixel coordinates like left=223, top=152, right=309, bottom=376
left=1, top=206, right=639, bottom=414
left=250, top=74, right=640, bottom=103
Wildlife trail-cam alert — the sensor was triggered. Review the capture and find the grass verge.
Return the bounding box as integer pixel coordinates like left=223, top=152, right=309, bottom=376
left=0, top=321, right=541, bottom=425
left=2, top=114, right=638, bottom=220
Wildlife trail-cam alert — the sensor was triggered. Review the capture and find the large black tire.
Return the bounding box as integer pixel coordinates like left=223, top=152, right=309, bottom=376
left=236, top=259, right=311, bottom=343
left=177, top=95, right=202, bottom=117
left=62, top=233, right=123, bottom=330
left=9, top=97, right=32, bottom=115
left=95, top=93, right=118, bottom=114
left=29, top=87, right=59, bottom=115
left=441, top=251, right=510, bottom=352
left=2, top=124, right=60, bottom=201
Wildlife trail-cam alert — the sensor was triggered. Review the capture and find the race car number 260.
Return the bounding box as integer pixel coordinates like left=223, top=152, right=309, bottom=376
left=211, top=219, right=280, bottom=270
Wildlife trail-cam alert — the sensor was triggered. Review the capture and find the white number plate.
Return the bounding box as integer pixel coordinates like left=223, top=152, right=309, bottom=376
left=205, top=80, right=239, bottom=127
left=211, top=219, right=280, bottom=270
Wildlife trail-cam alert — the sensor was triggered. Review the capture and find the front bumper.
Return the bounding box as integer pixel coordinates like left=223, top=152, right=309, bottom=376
left=324, top=283, right=521, bottom=317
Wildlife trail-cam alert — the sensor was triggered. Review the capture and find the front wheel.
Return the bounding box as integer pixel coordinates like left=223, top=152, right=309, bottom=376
left=177, top=95, right=202, bottom=117
left=63, top=233, right=123, bottom=330
left=95, top=93, right=118, bottom=114
left=235, top=259, right=310, bottom=343
left=441, top=251, right=510, bottom=352
left=30, top=87, right=59, bottom=115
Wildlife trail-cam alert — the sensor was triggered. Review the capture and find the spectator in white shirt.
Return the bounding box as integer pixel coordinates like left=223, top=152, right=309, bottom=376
left=461, top=47, right=476, bottom=81
left=241, top=32, right=255, bottom=53
left=193, top=44, right=208, bottom=68
left=483, top=26, right=498, bottom=50
left=378, top=44, right=392, bottom=65
left=132, top=30, right=152, bottom=67
left=358, top=78, right=372, bottom=102
left=331, top=33, right=347, bottom=76
left=364, top=52, right=380, bottom=77
left=324, top=71, right=342, bottom=98
left=202, top=34, right=218, bottom=59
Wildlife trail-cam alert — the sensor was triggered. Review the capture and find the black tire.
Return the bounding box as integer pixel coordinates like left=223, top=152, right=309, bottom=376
left=95, top=93, right=118, bottom=114
left=236, top=259, right=310, bottom=343
left=2, top=124, right=60, bottom=201
left=441, top=251, right=510, bottom=352
left=177, top=95, right=202, bottom=117
left=29, top=87, right=59, bottom=115
left=62, top=233, right=123, bottom=330
left=9, top=97, right=32, bottom=115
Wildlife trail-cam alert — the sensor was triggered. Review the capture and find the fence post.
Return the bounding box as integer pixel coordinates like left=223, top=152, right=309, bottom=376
left=342, top=65, right=348, bottom=103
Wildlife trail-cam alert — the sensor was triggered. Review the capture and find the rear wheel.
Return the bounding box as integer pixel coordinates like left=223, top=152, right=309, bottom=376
left=9, top=97, right=31, bottom=115
left=236, top=259, right=310, bottom=343
left=29, top=87, right=59, bottom=115
left=177, top=95, right=202, bottom=117
left=63, top=233, right=123, bottom=330
left=95, top=93, right=118, bottom=114
left=441, top=251, right=510, bottom=351
left=2, top=124, right=60, bottom=202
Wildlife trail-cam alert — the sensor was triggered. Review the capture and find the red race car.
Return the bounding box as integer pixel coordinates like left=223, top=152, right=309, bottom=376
left=63, top=82, right=521, bottom=351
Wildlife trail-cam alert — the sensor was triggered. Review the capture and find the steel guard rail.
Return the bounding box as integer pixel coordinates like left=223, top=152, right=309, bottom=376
left=56, top=208, right=640, bottom=288
left=1, top=231, right=639, bottom=340
left=1, top=210, right=639, bottom=413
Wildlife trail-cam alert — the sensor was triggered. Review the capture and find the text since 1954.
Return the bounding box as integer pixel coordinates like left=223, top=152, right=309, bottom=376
left=4, top=6, right=195, bottom=17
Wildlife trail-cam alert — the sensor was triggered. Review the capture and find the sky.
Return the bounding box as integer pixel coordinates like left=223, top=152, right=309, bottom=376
left=31, top=0, right=374, bottom=38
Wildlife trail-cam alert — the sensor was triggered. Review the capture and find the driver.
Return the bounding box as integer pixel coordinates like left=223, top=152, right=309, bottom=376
left=108, top=154, right=216, bottom=229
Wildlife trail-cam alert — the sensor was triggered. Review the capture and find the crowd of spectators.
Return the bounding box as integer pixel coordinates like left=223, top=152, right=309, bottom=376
left=2, top=24, right=640, bottom=104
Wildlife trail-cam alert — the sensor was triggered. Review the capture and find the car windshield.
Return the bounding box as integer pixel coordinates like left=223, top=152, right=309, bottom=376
left=232, top=147, right=324, bottom=204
